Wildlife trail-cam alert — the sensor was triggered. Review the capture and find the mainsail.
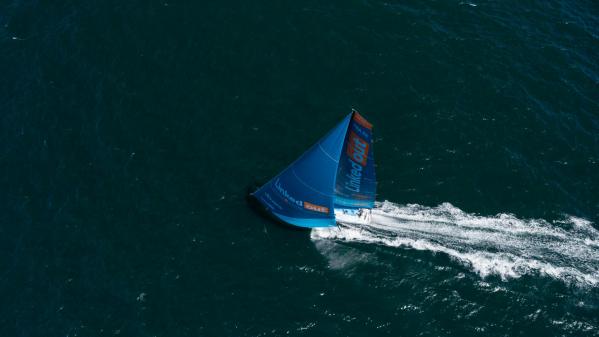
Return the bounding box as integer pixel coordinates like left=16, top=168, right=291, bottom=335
left=252, top=111, right=376, bottom=228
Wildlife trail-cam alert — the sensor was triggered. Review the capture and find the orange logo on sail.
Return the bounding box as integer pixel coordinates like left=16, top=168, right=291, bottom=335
left=352, top=111, right=373, bottom=130
left=304, top=201, right=329, bottom=214
left=346, top=131, right=369, bottom=166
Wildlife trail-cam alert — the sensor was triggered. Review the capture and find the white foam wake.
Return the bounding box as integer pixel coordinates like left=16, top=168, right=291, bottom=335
left=311, top=201, right=599, bottom=286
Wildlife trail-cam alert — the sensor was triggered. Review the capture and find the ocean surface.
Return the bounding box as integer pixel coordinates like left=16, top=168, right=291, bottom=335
left=2, top=0, right=598, bottom=336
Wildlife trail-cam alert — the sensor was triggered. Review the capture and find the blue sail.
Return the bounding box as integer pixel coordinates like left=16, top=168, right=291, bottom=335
left=334, top=111, right=376, bottom=209
left=252, top=111, right=375, bottom=228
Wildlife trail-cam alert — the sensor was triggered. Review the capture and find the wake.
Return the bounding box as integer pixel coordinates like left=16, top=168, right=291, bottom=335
left=311, top=201, right=599, bottom=286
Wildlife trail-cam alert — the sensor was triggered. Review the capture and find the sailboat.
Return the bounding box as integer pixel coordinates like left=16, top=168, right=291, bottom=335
left=249, top=110, right=376, bottom=228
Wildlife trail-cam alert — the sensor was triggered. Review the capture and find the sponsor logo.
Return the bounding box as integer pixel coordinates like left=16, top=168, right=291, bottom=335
left=274, top=179, right=302, bottom=208
left=352, top=111, right=372, bottom=130
left=346, top=131, right=369, bottom=166
left=345, top=161, right=363, bottom=193
left=345, top=131, right=369, bottom=193
left=274, top=179, right=329, bottom=214
left=304, top=201, right=329, bottom=214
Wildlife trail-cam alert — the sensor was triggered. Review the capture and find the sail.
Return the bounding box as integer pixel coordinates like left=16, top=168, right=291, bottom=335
left=252, top=114, right=352, bottom=228
left=252, top=110, right=375, bottom=228
left=334, top=111, right=376, bottom=209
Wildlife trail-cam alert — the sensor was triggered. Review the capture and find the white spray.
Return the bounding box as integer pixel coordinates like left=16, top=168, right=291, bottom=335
left=311, top=201, right=599, bottom=286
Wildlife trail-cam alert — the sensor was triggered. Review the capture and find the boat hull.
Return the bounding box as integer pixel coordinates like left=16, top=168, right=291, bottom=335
left=334, top=208, right=372, bottom=226
left=247, top=188, right=371, bottom=229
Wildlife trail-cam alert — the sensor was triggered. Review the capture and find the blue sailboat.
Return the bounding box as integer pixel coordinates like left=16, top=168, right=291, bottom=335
left=250, top=110, right=376, bottom=228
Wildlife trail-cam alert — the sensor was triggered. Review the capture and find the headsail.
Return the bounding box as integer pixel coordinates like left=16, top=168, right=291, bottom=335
left=252, top=111, right=375, bottom=228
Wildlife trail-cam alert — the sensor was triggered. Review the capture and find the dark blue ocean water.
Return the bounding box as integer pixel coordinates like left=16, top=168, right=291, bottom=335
left=1, top=0, right=598, bottom=336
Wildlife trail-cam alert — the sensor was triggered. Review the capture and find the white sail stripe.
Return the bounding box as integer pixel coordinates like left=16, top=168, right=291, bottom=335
left=318, top=143, right=339, bottom=163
